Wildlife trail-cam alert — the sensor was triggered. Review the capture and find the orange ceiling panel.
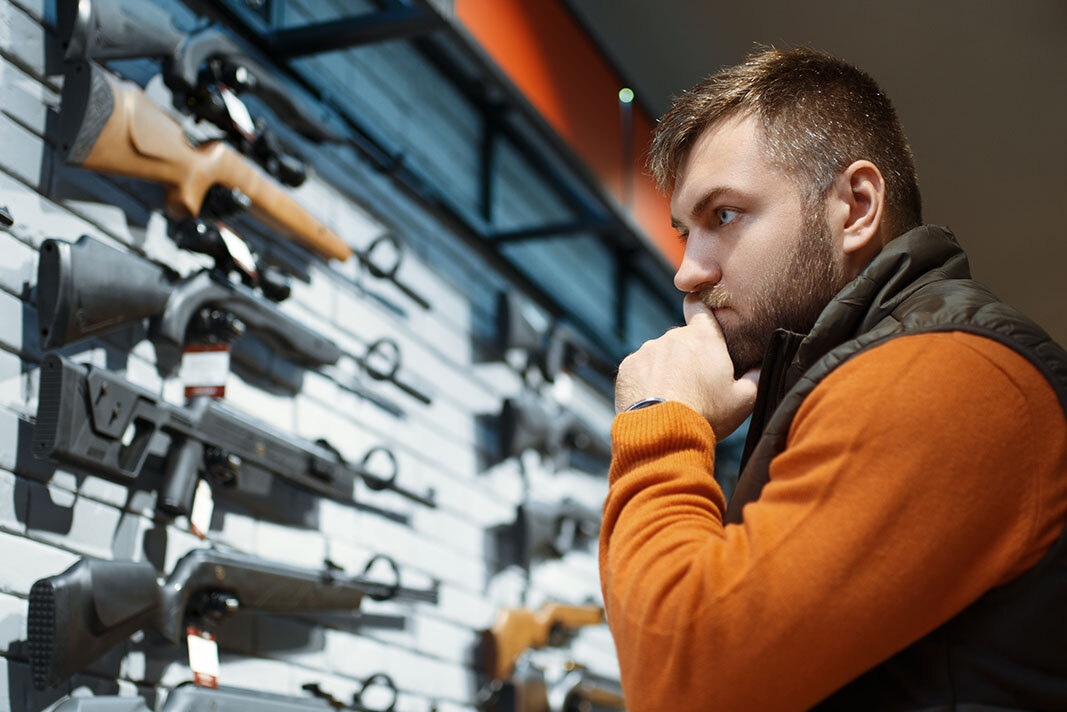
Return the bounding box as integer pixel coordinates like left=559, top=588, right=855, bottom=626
left=454, top=0, right=683, bottom=267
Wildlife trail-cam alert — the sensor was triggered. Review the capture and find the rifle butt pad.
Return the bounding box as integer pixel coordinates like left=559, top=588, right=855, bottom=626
left=28, top=557, right=159, bottom=690
left=36, top=236, right=173, bottom=350
left=59, top=62, right=115, bottom=167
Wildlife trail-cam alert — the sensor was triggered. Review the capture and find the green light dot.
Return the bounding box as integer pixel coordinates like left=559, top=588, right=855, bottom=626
left=618, top=88, right=635, bottom=104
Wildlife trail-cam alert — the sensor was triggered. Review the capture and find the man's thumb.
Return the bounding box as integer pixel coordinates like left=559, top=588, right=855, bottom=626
left=737, top=368, right=761, bottom=401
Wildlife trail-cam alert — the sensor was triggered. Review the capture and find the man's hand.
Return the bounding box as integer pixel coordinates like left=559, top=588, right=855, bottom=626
left=614, top=295, right=760, bottom=439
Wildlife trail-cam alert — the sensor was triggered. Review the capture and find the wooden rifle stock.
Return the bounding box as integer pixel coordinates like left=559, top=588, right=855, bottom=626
left=59, top=61, right=351, bottom=261
left=483, top=602, right=605, bottom=682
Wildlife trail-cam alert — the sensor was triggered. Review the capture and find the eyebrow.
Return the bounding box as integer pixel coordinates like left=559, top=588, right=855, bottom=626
left=671, top=186, right=741, bottom=230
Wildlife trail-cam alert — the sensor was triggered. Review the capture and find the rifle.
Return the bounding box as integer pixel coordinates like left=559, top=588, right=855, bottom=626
left=28, top=548, right=438, bottom=690
left=54, top=678, right=407, bottom=712
left=54, top=686, right=330, bottom=712
left=496, top=394, right=611, bottom=475
left=58, top=60, right=350, bottom=261
left=58, top=3, right=433, bottom=311
left=36, top=234, right=340, bottom=374
left=479, top=603, right=605, bottom=682
left=488, top=499, right=601, bottom=574
left=32, top=354, right=414, bottom=524
left=497, top=293, right=616, bottom=388
left=58, top=0, right=330, bottom=186
left=479, top=660, right=624, bottom=712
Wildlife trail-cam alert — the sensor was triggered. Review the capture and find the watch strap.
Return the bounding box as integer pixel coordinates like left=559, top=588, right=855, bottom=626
left=624, top=397, right=668, bottom=412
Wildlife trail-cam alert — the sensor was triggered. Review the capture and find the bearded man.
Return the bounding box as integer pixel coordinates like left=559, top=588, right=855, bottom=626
left=601, top=47, right=1067, bottom=711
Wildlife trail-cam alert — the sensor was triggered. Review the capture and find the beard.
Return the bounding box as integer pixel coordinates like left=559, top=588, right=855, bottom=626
left=697, top=209, right=849, bottom=378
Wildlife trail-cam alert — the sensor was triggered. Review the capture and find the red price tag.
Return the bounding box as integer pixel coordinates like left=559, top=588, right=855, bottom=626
left=181, top=343, right=230, bottom=399
left=186, top=626, right=220, bottom=688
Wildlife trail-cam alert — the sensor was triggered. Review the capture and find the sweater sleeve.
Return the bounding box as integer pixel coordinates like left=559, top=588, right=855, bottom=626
left=599, top=331, right=1067, bottom=712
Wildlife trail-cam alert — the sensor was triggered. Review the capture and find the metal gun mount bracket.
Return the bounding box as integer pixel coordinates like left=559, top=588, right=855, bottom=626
left=356, top=337, right=433, bottom=405
left=359, top=233, right=431, bottom=310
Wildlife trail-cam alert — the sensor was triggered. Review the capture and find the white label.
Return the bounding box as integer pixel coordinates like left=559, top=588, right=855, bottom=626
left=220, top=87, right=256, bottom=140
left=189, top=479, right=215, bottom=540
left=187, top=627, right=220, bottom=688
left=181, top=345, right=230, bottom=399
left=217, top=223, right=258, bottom=281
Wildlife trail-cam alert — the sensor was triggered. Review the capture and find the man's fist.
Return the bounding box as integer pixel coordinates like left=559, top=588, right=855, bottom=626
left=614, top=295, right=760, bottom=440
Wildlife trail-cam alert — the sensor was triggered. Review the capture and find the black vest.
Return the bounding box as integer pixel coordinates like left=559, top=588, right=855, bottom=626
left=726, top=226, right=1067, bottom=711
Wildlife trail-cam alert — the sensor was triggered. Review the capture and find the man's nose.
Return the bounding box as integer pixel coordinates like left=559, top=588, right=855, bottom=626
left=673, top=245, right=721, bottom=294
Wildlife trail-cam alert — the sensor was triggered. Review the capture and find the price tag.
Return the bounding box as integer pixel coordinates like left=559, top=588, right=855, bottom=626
left=181, top=344, right=230, bottom=399
left=186, top=627, right=220, bottom=688
left=189, top=479, right=215, bottom=540
left=219, top=87, right=256, bottom=141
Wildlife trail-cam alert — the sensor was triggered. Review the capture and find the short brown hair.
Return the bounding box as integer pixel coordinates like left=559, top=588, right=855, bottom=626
left=649, top=46, right=922, bottom=238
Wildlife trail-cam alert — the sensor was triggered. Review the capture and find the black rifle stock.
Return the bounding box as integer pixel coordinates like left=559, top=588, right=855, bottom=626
left=498, top=394, right=611, bottom=474
left=54, top=687, right=327, bottom=712
left=55, top=675, right=408, bottom=712
left=519, top=499, right=601, bottom=562
left=32, top=354, right=409, bottom=523
left=498, top=293, right=616, bottom=385
left=28, top=548, right=438, bottom=690
left=37, top=235, right=341, bottom=372
left=489, top=499, right=601, bottom=574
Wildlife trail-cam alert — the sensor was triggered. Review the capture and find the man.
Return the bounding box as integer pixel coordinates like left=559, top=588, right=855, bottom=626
left=600, top=47, right=1067, bottom=711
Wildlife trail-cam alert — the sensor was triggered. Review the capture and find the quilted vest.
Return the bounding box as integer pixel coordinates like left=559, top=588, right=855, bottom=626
left=725, top=226, right=1067, bottom=711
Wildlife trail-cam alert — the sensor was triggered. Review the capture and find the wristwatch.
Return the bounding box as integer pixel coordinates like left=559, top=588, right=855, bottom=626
left=624, top=397, right=668, bottom=412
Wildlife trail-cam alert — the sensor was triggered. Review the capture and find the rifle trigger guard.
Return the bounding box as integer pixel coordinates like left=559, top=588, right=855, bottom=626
left=361, top=554, right=401, bottom=601
left=363, top=234, right=403, bottom=280
left=355, top=672, right=399, bottom=712
left=363, top=338, right=401, bottom=381
left=359, top=446, right=399, bottom=489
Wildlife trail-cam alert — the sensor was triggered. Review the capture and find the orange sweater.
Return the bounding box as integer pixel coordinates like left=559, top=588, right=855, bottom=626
left=599, top=331, right=1067, bottom=711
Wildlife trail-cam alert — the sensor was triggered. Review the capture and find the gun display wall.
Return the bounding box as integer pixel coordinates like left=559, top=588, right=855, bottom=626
left=0, top=0, right=625, bottom=710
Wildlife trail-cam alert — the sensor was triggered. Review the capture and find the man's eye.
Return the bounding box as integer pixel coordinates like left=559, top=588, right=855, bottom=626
left=718, top=208, right=739, bottom=225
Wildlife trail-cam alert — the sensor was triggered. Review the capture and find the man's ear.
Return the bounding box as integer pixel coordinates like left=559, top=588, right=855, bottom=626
left=829, top=160, right=886, bottom=258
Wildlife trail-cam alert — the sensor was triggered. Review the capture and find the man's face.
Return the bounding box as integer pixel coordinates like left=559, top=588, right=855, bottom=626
left=670, top=114, right=848, bottom=377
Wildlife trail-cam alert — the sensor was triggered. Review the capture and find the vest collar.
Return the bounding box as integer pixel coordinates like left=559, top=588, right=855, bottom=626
left=784, top=225, right=971, bottom=393
left=740, top=225, right=971, bottom=469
